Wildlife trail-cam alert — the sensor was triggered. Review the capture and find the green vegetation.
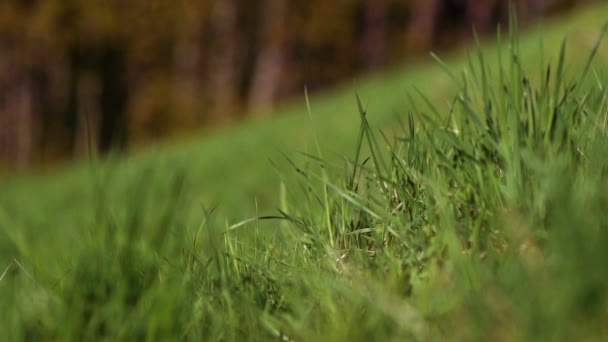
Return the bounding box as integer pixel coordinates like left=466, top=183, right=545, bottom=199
left=2, top=5, right=608, bottom=341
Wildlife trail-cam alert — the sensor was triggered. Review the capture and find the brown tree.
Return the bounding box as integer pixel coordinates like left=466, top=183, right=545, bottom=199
left=360, top=0, right=388, bottom=69
left=207, top=0, right=243, bottom=122
left=405, top=0, right=441, bottom=52
left=247, top=0, right=289, bottom=113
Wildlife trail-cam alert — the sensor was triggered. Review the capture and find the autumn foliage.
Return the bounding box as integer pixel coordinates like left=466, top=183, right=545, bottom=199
left=0, top=0, right=595, bottom=169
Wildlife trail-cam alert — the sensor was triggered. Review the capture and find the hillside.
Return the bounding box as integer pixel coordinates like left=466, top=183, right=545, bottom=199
left=2, top=4, right=607, bottom=219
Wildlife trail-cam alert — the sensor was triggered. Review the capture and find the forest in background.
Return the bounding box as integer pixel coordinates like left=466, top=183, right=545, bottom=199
left=0, top=0, right=597, bottom=170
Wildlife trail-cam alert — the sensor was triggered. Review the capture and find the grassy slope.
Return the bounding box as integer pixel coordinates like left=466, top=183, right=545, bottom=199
left=2, top=5, right=606, bottom=221
left=1, top=3, right=608, bottom=340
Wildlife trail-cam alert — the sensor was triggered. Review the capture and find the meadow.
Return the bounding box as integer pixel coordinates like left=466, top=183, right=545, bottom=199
left=1, top=4, right=608, bottom=340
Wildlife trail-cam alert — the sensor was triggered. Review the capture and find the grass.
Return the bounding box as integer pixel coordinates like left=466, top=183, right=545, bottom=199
left=2, top=4, right=608, bottom=341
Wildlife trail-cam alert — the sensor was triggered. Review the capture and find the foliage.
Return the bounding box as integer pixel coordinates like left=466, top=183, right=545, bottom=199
left=0, top=0, right=599, bottom=168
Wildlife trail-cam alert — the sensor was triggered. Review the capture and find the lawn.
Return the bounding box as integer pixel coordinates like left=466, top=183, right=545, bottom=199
left=1, top=3, right=608, bottom=340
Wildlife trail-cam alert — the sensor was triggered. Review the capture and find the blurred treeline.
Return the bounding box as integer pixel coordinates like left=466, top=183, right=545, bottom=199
left=0, top=0, right=596, bottom=169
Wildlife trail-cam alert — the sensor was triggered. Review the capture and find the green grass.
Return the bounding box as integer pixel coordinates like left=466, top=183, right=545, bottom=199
left=2, top=4, right=608, bottom=341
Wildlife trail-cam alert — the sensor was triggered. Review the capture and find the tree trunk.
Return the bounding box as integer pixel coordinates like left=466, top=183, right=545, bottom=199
left=465, top=0, right=499, bottom=34
left=406, top=0, right=441, bottom=52
left=360, top=0, right=387, bottom=69
left=0, top=51, right=16, bottom=168
left=528, top=0, right=569, bottom=14
left=207, top=0, right=242, bottom=122
left=74, top=72, right=100, bottom=158
left=9, top=75, right=43, bottom=168
left=66, top=45, right=82, bottom=158
left=173, top=9, right=204, bottom=127
left=0, top=39, right=47, bottom=169
left=98, top=45, right=128, bottom=153
left=247, top=0, right=288, bottom=113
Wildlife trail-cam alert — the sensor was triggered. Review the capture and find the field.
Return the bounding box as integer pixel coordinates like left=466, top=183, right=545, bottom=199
left=2, top=4, right=608, bottom=340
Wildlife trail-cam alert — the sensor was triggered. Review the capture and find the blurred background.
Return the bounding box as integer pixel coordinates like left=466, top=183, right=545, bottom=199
left=0, top=0, right=598, bottom=171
